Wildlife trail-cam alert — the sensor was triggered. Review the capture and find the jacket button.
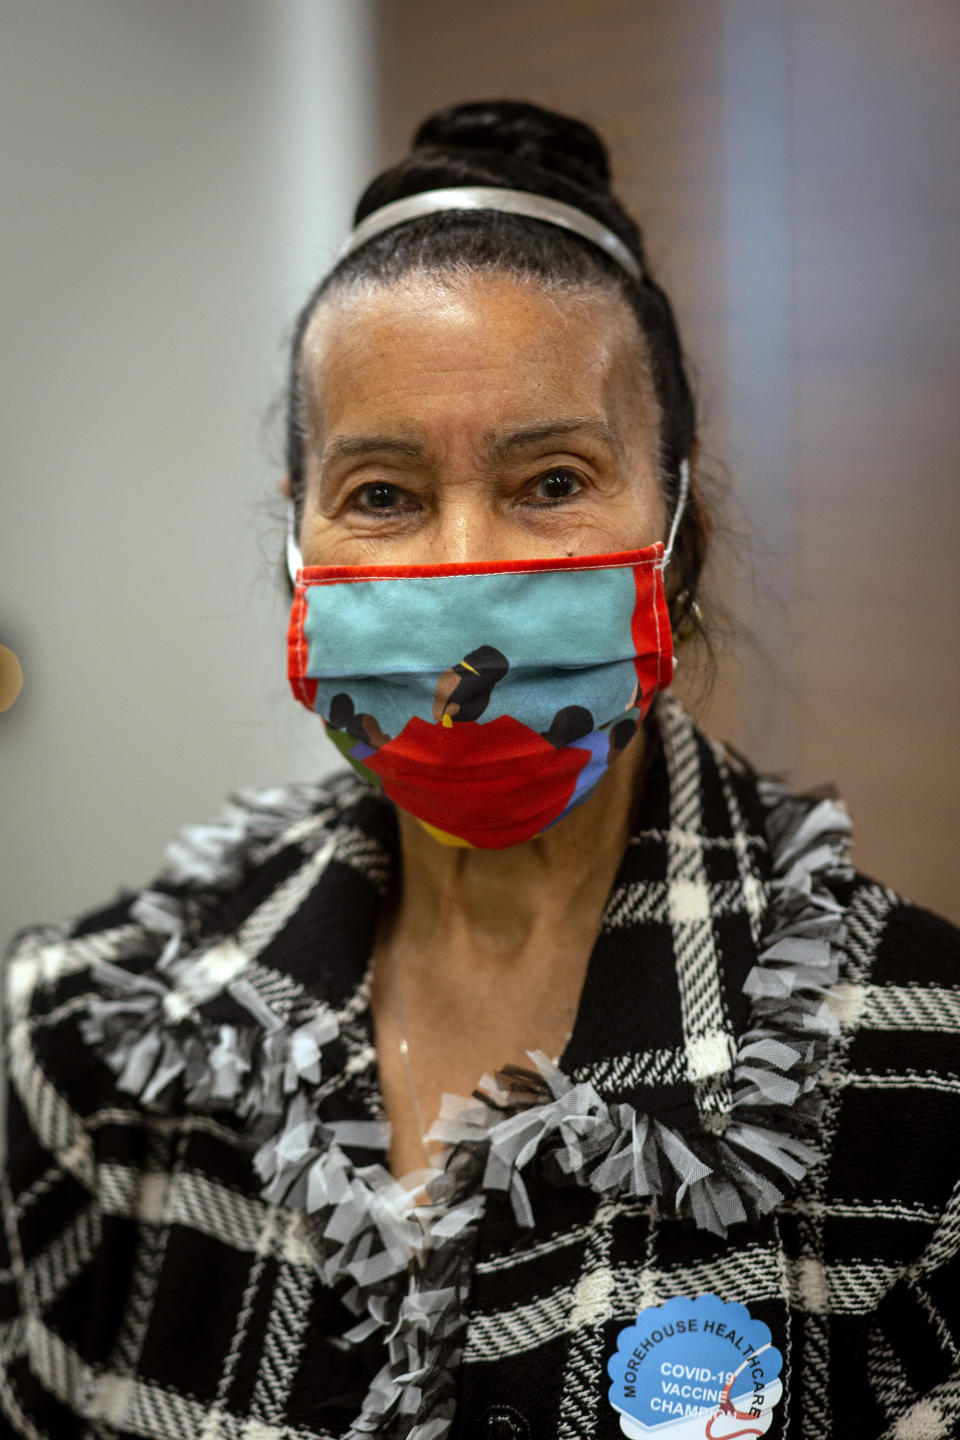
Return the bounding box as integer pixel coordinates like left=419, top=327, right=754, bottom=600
left=478, top=1405, right=531, bottom=1439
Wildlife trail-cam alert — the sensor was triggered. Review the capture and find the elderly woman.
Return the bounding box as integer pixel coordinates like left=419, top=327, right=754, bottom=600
left=2, top=101, right=959, bottom=1440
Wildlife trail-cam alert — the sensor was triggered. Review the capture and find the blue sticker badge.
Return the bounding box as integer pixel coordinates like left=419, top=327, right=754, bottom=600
left=607, top=1295, right=783, bottom=1438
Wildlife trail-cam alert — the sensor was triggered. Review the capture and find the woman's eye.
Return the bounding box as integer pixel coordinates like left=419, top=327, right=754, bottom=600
left=530, top=469, right=583, bottom=503
left=354, top=483, right=408, bottom=512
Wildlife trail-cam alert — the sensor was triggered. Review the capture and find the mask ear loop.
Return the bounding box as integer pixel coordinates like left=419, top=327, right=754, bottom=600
left=660, top=459, right=690, bottom=682
left=286, top=503, right=304, bottom=585
left=661, top=457, right=690, bottom=568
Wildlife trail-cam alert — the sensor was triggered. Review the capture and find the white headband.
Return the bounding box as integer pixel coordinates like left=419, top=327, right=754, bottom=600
left=336, top=185, right=643, bottom=282
left=285, top=460, right=688, bottom=584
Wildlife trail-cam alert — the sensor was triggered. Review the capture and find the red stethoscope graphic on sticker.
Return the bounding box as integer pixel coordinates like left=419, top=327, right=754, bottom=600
left=704, top=1352, right=778, bottom=1439
left=607, top=1295, right=783, bottom=1438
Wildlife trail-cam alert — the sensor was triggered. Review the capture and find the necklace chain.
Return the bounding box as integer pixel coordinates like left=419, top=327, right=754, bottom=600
left=389, top=942, right=431, bottom=1157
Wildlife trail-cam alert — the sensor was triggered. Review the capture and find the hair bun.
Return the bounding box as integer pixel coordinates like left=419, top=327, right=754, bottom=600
left=413, top=100, right=612, bottom=194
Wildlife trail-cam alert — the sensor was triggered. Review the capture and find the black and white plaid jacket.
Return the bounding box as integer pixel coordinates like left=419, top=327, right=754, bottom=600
left=2, top=694, right=959, bottom=1440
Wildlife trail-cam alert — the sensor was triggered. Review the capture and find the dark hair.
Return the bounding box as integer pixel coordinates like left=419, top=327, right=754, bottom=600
left=281, top=100, right=709, bottom=641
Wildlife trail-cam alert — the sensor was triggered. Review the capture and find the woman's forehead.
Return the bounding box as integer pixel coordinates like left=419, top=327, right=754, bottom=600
left=299, top=272, right=653, bottom=444
left=301, top=270, right=640, bottom=360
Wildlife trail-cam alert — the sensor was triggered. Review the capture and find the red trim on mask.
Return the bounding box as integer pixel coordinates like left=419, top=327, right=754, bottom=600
left=630, top=560, right=674, bottom=696
left=652, top=561, right=670, bottom=691
left=295, top=543, right=665, bottom=586
left=286, top=586, right=318, bottom=709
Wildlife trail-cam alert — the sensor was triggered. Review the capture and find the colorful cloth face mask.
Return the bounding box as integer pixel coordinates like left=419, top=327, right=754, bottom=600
left=286, top=464, right=688, bottom=849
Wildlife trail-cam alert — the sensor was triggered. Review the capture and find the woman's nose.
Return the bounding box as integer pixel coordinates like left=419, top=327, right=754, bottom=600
left=424, top=499, right=511, bottom=565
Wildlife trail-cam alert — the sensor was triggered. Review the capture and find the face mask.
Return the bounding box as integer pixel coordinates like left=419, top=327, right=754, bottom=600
left=286, top=464, right=688, bottom=849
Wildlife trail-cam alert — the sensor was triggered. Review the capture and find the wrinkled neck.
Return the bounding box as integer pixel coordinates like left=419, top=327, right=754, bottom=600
left=389, top=728, right=647, bottom=974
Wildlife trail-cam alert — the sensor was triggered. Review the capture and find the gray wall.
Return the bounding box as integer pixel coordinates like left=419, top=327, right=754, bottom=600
left=1, top=0, right=375, bottom=948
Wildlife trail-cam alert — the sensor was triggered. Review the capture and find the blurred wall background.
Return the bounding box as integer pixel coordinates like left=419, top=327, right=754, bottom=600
left=378, top=0, right=960, bottom=921
left=1, top=0, right=374, bottom=947
left=2, top=0, right=957, bottom=959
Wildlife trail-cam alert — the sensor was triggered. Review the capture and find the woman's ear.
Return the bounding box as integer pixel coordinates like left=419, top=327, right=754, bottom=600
left=279, top=474, right=292, bottom=500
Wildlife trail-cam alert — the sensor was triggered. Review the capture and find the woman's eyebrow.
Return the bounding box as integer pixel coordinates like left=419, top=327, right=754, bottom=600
left=319, top=419, right=624, bottom=469
left=486, top=419, right=625, bottom=461
left=321, top=435, right=426, bottom=464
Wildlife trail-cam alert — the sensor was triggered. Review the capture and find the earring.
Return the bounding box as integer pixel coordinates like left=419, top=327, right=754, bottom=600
left=673, top=589, right=704, bottom=642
